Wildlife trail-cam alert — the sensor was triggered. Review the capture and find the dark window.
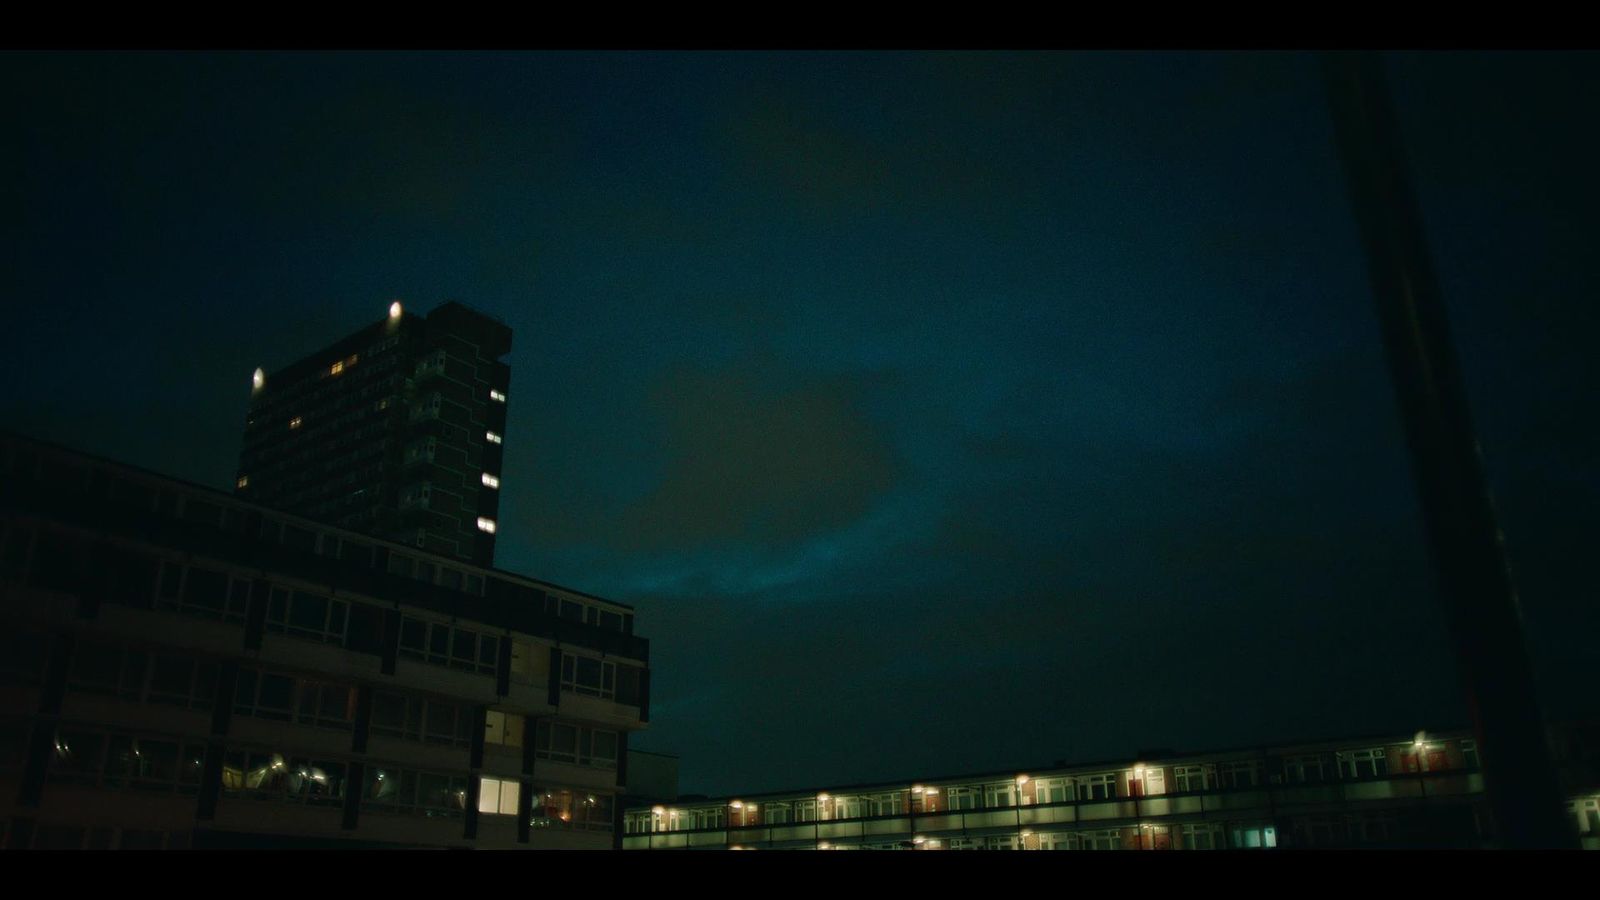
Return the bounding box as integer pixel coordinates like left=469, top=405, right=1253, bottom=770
left=281, top=525, right=315, bottom=553
left=400, top=618, right=426, bottom=653
left=346, top=604, right=385, bottom=654
left=29, top=531, right=81, bottom=592
left=371, top=692, right=412, bottom=736
left=0, top=719, right=33, bottom=771
left=0, top=525, right=32, bottom=576
left=148, top=654, right=194, bottom=702
left=159, top=562, right=182, bottom=601
left=33, top=825, right=85, bottom=850
left=451, top=631, right=477, bottom=666
left=288, top=592, right=328, bottom=632
left=0, top=628, right=48, bottom=687
left=183, top=499, right=223, bottom=526
left=182, top=568, right=229, bottom=615
left=50, top=730, right=105, bottom=783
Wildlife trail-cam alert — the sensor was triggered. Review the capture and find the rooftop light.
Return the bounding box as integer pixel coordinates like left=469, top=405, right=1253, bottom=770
left=252, top=368, right=265, bottom=390
left=389, top=301, right=403, bottom=319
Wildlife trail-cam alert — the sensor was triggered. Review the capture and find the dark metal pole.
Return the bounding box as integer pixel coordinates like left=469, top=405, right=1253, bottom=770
left=1321, top=51, right=1575, bottom=849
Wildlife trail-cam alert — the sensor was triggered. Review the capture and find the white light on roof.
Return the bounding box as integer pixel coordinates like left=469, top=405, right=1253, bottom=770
left=252, top=368, right=265, bottom=390
left=389, top=301, right=403, bottom=319
left=482, top=472, right=499, bottom=489
left=486, top=431, right=502, bottom=444
left=477, top=517, right=497, bottom=534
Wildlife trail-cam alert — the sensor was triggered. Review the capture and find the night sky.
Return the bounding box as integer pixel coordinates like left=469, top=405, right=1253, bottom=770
left=4, top=52, right=1597, bottom=797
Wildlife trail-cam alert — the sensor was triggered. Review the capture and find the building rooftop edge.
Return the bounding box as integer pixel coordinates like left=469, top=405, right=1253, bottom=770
left=1, top=427, right=632, bottom=612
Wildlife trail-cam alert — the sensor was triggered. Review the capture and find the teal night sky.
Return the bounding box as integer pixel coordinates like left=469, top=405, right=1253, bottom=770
left=4, top=51, right=1597, bottom=795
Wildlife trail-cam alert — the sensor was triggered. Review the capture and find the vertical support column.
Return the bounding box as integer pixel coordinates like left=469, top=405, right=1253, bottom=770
left=496, top=635, right=512, bottom=698
left=1322, top=50, right=1575, bottom=849
left=546, top=647, right=562, bottom=709
left=343, top=762, right=364, bottom=831
left=352, top=685, right=374, bottom=755
left=196, top=742, right=226, bottom=821
left=516, top=778, right=532, bottom=845
left=242, top=579, right=270, bottom=651
left=380, top=609, right=401, bottom=677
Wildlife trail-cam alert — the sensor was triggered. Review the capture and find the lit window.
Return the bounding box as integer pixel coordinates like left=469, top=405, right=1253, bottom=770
left=485, top=710, right=525, bottom=748
left=485, top=431, right=502, bottom=444
left=330, top=360, right=344, bottom=376
left=489, top=389, right=506, bottom=403
left=236, top=476, right=249, bottom=489
left=289, top=417, right=303, bottom=430
left=481, top=472, right=499, bottom=489
left=477, top=517, right=496, bottom=534
left=478, top=777, right=520, bottom=816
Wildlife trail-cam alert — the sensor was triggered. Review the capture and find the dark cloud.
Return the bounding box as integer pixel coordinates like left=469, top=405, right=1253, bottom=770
left=614, top=357, right=901, bottom=551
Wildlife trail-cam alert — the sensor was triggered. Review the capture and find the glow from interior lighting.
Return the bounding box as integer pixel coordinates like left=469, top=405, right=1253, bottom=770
left=1016, top=774, right=1030, bottom=786
left=477, top=517, right=497, bottom=534
left=481, top=472, right=499, bottom=488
